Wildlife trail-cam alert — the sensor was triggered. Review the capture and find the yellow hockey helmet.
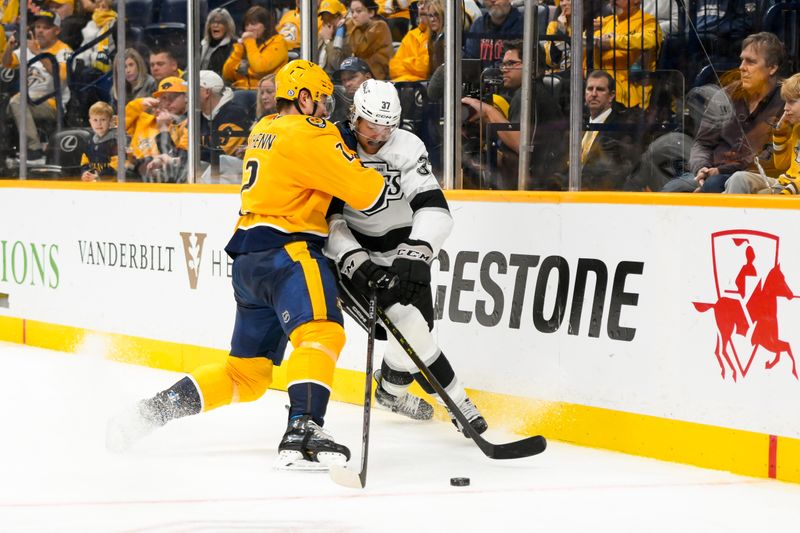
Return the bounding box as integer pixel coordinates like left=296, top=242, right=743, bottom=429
left=274, top=59, right=334, bottom=103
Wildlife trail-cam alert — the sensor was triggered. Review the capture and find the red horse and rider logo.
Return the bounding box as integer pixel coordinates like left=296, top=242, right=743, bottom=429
left=693, top=230, right=797, bottom=381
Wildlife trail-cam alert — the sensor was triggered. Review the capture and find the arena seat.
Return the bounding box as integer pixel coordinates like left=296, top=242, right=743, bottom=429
left=124, top=0, right=156, bottom=28
left=27, top=128, right=93, bottom=179
left=158, top=0, right=208, bottom=24
left=231, top=89, right=257, bottom=118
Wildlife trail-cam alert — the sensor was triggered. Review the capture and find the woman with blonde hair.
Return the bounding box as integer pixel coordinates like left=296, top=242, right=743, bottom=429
left=425, top=0, right=445, bottom=76
left=112, top=48, right=156, bottom=104
left=200, top=7, right=237, bottom=77
left=255, top=73, right=277, bottom=123
left=223, top=6, right=289, bottom=89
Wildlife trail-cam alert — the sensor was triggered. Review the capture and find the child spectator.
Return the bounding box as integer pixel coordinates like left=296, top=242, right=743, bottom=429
left=200, top=7, right=237, bottom=77
left=80, top=101, right=121, bottom=181
left=223, top=6, right=288, bottom=89
left=345, top=0, right=393, bottom=80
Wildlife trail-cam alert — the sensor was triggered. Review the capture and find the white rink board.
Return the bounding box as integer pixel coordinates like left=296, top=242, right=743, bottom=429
left=2, top=188, right=800, bottom=439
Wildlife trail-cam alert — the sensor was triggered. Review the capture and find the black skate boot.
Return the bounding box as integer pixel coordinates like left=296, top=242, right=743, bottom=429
left=275, top=415, right=351, bottom=471
left=106, top=377, right=201, bottom=452
left=447, top=397, right=488, bottom=438
left=374, top=370, right=434, bottom=420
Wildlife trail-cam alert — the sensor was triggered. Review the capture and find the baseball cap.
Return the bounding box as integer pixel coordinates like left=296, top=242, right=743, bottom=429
left=319, top=0, right=346, bottom=16
left=153, top=76, right=188, bottom=97
left=33, top=10, right=62, bottom=27
left=47, top=0, right=75, bottom=5
left=333, top=57, right=372, bottom=82
left=199, top=70, right=225, bottom=93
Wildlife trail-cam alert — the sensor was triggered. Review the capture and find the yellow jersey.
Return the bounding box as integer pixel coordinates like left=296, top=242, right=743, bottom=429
left=226, top=113, right=389, bottom=255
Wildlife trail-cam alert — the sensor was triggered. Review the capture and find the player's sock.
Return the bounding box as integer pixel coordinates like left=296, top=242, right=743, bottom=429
left=106, top=377, right=201, bottom=452
left=374, top=367, right=433, bottom=420
left=275, top=415, right=350, bottom=471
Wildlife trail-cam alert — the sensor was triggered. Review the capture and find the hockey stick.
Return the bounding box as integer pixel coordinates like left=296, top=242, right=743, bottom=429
left=377, top=307, right=547, bottom=460
left=329, top=289, right=379, bottom=488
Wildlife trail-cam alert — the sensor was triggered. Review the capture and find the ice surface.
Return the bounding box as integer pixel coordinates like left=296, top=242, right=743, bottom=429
left=1, top=341, right=799, bottom=532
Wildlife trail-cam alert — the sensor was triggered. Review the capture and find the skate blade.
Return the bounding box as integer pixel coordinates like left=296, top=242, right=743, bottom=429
left=273, top=450, right=348, bottom=472
left=329, top=465, right=364, bottom=488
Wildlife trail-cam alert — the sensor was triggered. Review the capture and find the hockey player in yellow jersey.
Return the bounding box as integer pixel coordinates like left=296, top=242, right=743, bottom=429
left=107, top=60, right=392, bottom=471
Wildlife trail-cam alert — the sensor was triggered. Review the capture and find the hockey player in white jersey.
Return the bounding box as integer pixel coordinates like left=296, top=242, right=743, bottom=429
left=326, top=79, right=487, bottom=435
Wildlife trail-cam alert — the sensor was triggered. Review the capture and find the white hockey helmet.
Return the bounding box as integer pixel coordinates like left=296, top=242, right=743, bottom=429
left=350, top=79, right=402, bottom=130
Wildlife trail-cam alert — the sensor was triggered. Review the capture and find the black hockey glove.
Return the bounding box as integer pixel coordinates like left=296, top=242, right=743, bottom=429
left=389, top=240, right=433, bottom=305
left=339, top=249, right=397, bottom=295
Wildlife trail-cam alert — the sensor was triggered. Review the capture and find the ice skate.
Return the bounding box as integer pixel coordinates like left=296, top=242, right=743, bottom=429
left=274, top=415, right=351, bottom=471
left=106, top=378, right=201, bottom=452
left=374, top=370, right=434, bottom=420
left=106, top=398, right=165, bottom=453
left=447, top=397, right=488, bottom=437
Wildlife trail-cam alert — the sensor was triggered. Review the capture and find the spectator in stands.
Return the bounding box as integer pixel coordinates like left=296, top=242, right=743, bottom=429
left=464, top=0, right=523, bottom=62
left=198, top=70, right=250, bottom=164
left=255, top=73, right=277, bottom=122
left=200, top=8, right=237, bottom=77
left=330, top=56, right=373, bottom=123
left=578, top=70, right=639, bottom=189
left=544, top=0, right=572, bottom=72
left=662, top=32, right=785, bottom=192
left=378, top=0, right=415, bottom=42
left=724, top=72, right=800, bottom=194
left=149, top=47, right=182, bottom=83
left=75, top=0, right=115, bottom=74
left=126, top=76, right=188, bottom=182
left=2, top=10, right=72, bottom=164
left=345, top=0, right=393, bottom=80
left=111, top=48, right=156, bottom=104
left=80, top=101, right=121, bottom=182
left=643, top=0, right=680, bottom=36
left=590, top=0, right=663, bottom=109
left=461, top=39, right=565, bottom=190
left=1, top=0, right=19, bottom=24
left=425, top=0, right=445, bottom=75
left=389, top=0, right=429, bottom=81
left=46, top=0, right=86, bottom=51
left=223, top=6, right=288, bottom=89
left=276, top=0, right=301, bottom=51
left=318, top=0, right=349, bottom=76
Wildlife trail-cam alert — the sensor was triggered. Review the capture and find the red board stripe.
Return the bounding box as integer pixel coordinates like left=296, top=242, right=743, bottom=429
left=769, top=434, right=778, bottom=478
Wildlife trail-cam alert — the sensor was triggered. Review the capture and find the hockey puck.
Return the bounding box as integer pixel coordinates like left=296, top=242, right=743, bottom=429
left=450, top=477, right=470, bottom=487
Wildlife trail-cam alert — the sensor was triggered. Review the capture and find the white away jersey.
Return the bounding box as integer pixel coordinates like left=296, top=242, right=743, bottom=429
left=326, top=128, right=453, bottom=267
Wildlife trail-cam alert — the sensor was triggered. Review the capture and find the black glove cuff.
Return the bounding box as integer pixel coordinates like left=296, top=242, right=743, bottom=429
left=340, top=248, right=370, bottom=279
left=396, top=239, right=433, bottom=264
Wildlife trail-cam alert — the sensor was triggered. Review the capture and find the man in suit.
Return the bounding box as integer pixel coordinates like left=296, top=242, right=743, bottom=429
left=579, top=70, right=639, bottom=190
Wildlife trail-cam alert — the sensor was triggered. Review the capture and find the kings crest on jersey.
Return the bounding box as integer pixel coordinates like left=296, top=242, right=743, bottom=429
left=224, top=114, right=389, bottom=258
left=328, top=124, right=451, bottom=264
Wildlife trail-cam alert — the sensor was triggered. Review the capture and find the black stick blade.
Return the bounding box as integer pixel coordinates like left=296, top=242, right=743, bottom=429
left=485, top=435, right=547, bottom=460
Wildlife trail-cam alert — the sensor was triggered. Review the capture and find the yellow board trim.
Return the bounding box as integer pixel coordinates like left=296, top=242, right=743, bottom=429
left=3, top=181, right=800, bottom=210
left=284, top=241, right=327, bottom=321
left=2, top=317, right=800, bottom=483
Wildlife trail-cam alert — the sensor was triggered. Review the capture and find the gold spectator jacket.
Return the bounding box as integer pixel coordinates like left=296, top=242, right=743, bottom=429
left=389, top=24, right=429, bottom=82
left=223, top=35, right=289, bottom=90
